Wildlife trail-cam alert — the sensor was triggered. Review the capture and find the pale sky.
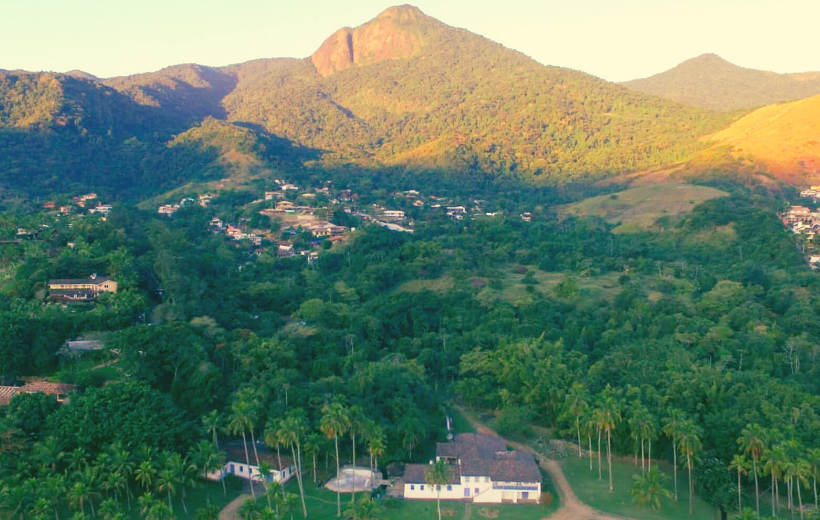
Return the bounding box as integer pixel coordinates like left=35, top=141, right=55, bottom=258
left=2, top=0, right=819, bottom=82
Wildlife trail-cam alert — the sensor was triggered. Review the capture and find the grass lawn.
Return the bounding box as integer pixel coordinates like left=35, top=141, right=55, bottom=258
left=270, top=479, right=555, bottom=520
left=450, top=407, right=476, bottom=434
left=555, top=182, right=727, bottom=234
left=560, top=455, right=717, bottom=520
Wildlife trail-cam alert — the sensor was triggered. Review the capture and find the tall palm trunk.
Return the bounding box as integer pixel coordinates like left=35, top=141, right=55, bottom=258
left=588, top=434, right=593, bottom=471
left=672, top=437, right=679, bottom=502
left=277, top=444, right=282, bottom=472
left=167, top=489, right=173, bottom=511
left=334, top=434, right=341, bottom=517
left=437, top=489, right=442, bottom=520
left=687, top=453, right=693, bottom=515
left=648, top=438, right=652, bottom=472
left=291, top=443, right=307, bottom=518
left=250, top=429, right=261, bottom=471
left=737, top=466, right=742, bottom=513
left=607, top=428, right=614, bottom=491
left=813, top=476, right=817, bottom=508
left=753, top=458, right=759, bottom=518
left=313, top=453, right=317, bottom=483
left=798, top=479, right=804, bottom=520
left=242, top=431, right=255, bottom=498
left=640, top=438, right=645, bottom=474
left=575, top=416, right=582, bottom=458
left=351, top=432, right=356, bottom=504
left=597, top=427, right=602, bottom=481
left=772, top=474, right=777, bottom=518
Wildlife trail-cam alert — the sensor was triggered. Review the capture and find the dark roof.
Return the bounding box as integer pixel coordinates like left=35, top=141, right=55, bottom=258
left=487, top=451, right=541, bottom=483
left=19, top=382, right=76, bottom=395
left=436, top=433, right=506, bottom=460
left=223, top=443, right=294, bottom=471
left=49, top=276, right=112, bottom=285
left=404, top=463, right=462, bottom=485
left=436, top=433, right=540, bottom=483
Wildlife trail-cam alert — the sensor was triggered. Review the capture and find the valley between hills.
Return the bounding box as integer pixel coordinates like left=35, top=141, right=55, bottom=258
left=2, top=4, right=820, bottom=520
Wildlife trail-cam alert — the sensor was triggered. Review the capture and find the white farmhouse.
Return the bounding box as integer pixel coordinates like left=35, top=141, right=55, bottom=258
left=404, top=434, right=541, bottom=504
left=207, top=444, right=296, bottom=485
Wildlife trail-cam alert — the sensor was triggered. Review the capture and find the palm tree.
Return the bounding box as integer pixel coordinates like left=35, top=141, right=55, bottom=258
left=425, top=460, right=451, bottom=520
left=228, top=400, right=257, bottom=498
left=33, top=436, right=63, bottom=473
left=108, top=441, right=134, bottom=510
left=278, top=410, right=309, bottom=518
left=344, top=496, right=383, bottom=520
left=41, top=474, right=66, bottom=520
left=642, top=412, right=657, bottom=473
left=733, top=508, right=757, bottom=520
left=192, top=440, right=227, bottom=500
left=630, top=467, right=673, bottom=510
left=368, top=432, right=386, bottom=476
left=662, top=409, right=686, bottom=502
left=98, top=497, right=117, bottom=520
left=238, top=497, right=260, bottom=520
left=809, top=447, right=820, bottom=509
left=793, top=459, right=811, bottom=520
left=738, top=424, right=766, bottom=519
left=598, top=392, right=622, bottom=491
left=348, top=406, right=366, bottom=503
left=304, top=433, right=324, bottom=483
left=68, top=483, right=90, bottom=516
left=562, top=382, right=590, bottom=459
left=321, top=402, right=350, bottom=517
left=137, top=492, right=156, bottom=516
left=135, top=459, right=157, bottom=492
left=202, top=410, right=222, bottom=449
left=678, top=420, right=702, bottom=515
left=764, top=444, right=787, bottom=518
left=166, top=452, right=197, bottom=515
left=264, top=418, right=285, bottom=478
left=66, top=447, right=88, bottom=474
left=729, top=455, right=748, bottom=514
left=2, top=482, right=33, bottom=520
left=102, top=471, right=125, bottom=506
left=78, top=467, right=101, bottom=518
left=156, top=467, right=178, bottom=511
left=581, top=411, right=596, bottom=473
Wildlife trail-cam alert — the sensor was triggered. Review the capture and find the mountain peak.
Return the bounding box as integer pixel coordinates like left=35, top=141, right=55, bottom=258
left=376, top=4, right=426, bottom=21
left=310, top=4, right=431, bottom=77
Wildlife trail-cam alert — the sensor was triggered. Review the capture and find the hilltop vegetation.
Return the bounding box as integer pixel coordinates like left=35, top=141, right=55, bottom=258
left=0, top=5, right=739, bottom=200
left=702, top=93, right=820, bottom=184
left=622, top=53, right=820, bottom=111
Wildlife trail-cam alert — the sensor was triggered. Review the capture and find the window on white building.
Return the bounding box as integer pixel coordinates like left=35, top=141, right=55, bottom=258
left=420, top=485, right=425, bottom=490
left=447, top=485, right=452, bottom=491
left=465, top=476, right=470, bottom=483
left=484, top=477, right=489, bottom=483
left=410, top=485, right=415, bottom=490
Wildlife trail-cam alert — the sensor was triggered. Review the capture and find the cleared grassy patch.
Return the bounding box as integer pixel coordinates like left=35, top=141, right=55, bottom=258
left=498, top=269, right=624, bottom=303
left=556, top=182, right=728, bottom=233
left=396, top=276, right=455, bottom=294
left=560, top=455, right=715, bottom=520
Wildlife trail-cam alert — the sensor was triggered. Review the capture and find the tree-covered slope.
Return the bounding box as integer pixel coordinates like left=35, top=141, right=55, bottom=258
left=622, top=53, right=820, bottom=112
left=104, top=5, right=733, bottom=185
left=0, top=71, right=302, bottom=196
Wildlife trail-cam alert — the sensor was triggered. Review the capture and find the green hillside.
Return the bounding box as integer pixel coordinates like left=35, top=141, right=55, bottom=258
left=621, top=53, right=820, bottom=111
left=104, top=5, right=734, bottom=186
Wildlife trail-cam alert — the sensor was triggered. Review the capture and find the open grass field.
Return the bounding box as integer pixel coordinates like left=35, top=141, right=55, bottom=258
left=559, top=455, right=716, bottom=520
left=556, top=182, right=728, bottom=233
left=280, top=479, right=556, bottom=520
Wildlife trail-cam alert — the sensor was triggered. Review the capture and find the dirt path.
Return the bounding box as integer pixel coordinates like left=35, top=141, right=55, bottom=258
left=454, top=406, right=635, bottom=520
left=219, top=494, right=252, bottom=520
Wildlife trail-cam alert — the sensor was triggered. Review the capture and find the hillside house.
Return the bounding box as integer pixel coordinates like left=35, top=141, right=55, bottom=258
left=0, top=382, right=77, bottom=406
left=207, top=444, right=296, bottom=485
left=42, top=201, right=56, bottom=210
left=265, top=191, right=285, bottom=200
left=48, top=274, right=118, bottom=302
left=89, top=204, right=112, bottom=215
left=281, top=184, right=299, bottom=191
left=520, top=213, right=532, bottom=222
left=404, top=434, right=541, bottom=504
left=308, top=223, right=346, bottom=238
left=383, top=210, right=405, bottom=219
left=278, top=244, right=295, bottom=257
left=158, top=205, right=179, bottom=216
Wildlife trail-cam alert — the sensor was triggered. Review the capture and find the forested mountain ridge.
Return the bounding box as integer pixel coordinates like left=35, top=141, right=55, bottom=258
left=622, top=53, right=820, bottom=112
left=74, top=5, right=734, bottom=188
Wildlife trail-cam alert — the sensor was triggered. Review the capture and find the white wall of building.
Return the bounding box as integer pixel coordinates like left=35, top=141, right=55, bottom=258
left=404, top=482, right=465, bottom=500
left=207, top=461, right=294, bottom=484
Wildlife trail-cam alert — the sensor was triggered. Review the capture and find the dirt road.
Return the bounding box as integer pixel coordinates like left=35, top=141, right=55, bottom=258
left=219, top=494, right=252, bottom=520
left=454, top=406, right=635, bottom=520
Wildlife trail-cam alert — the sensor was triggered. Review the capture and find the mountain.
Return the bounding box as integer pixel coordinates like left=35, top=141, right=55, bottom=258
left=0, top=5, right=737, bottom=198
left=700, top=93, right=820, bottom=184
left=65, top=70, right=101, bottom=82
left=622, top=54, right=820, bottom=112
left=106, top=5, right=730, bottom=184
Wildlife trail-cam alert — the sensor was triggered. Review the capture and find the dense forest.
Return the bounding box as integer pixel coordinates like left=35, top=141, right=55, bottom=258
left=0, top=169, right=818, bottom=519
